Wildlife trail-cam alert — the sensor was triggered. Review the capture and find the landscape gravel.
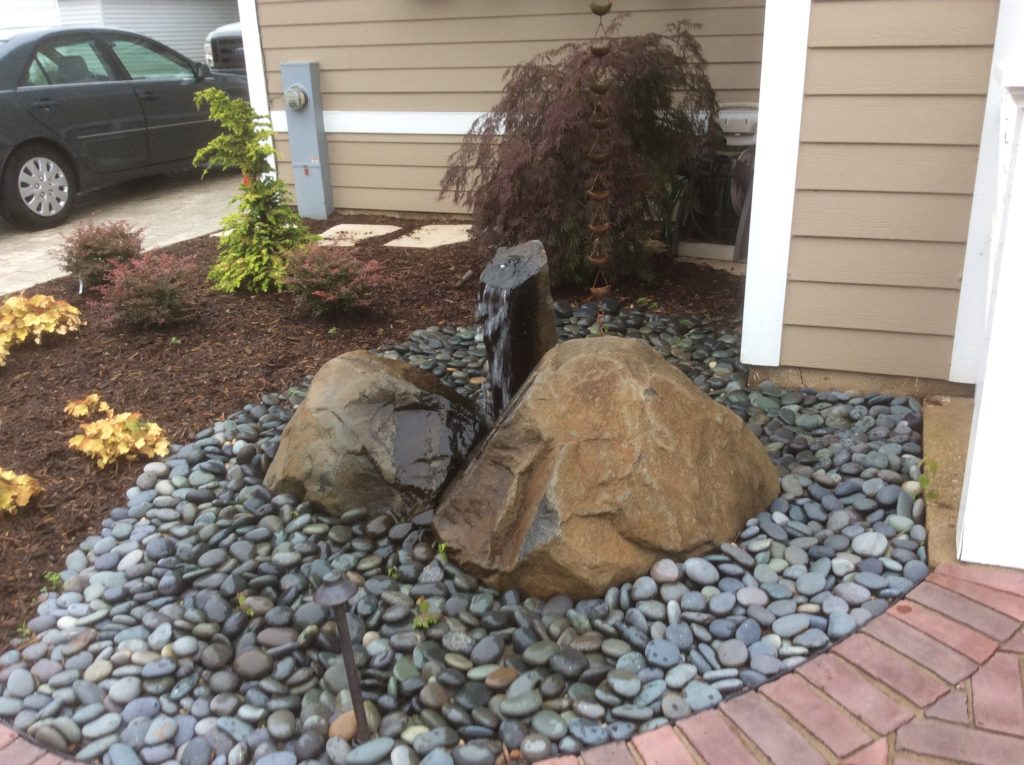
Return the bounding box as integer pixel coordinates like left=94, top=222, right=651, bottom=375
left=0, top=299, right=929, bottom=765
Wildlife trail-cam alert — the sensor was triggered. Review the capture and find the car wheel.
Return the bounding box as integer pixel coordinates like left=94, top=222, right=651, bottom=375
left=0, top=144, right=77, bottom=230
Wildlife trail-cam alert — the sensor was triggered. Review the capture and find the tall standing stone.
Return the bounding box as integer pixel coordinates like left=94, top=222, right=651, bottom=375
left=478, top=241, right=557, bottom=419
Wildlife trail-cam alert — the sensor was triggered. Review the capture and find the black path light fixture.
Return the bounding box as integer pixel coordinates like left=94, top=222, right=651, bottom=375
left=586, top=0, right=615, bottom=297
left=313, top=571, right=371, bottom=743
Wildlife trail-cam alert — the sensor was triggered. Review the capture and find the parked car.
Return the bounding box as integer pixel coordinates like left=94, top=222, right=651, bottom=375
left=204, top=22, right=245, bottom=76
left=0, top=27, right=248, bottom=230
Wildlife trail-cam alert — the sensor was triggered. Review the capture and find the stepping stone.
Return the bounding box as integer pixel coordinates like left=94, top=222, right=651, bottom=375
left=385, top=224, right=471, bottom=248
left=319, top=223, right=400, bottom=245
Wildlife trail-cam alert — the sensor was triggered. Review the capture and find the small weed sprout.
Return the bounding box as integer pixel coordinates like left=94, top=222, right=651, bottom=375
left=413, top=597, right=439, bottom=630
left=237, top=593, right=255, bottom=617
left=435, top=542, right=449, bottom=564
left=41, top=571, right=62, bottom=592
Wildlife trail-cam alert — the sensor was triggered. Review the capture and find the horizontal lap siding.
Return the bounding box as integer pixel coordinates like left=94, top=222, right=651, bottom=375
left=783, top=0, right=996, bottom=379
left=256, top=0, right=766, bottom=213
left=277, top=135, right=464, bottom=214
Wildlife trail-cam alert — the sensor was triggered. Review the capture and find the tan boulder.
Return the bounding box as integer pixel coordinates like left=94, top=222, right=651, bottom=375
left=264, top=351, right=483, bottom=516
left=433, top=337, right=778, bottom=598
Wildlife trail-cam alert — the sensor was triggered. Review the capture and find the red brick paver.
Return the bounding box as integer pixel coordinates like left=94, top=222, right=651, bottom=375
left=832, top=633, right=949, bottom=707
left=840, top=737, right=889, bottom=765
left=909, top=581, right=1019, bottom=641
left=896, top=717, right=1024, bottom=764
left=929, top=570, right=1024, bottom=620
left=971, top=651, right=1024, bottom=735
left=579, top=741, right=635, bottom=765
left=927, top=688, right=971, bottom=723
left=889, top=599, right=1000, bottom=662
left=761, top=672, right=875, bottom=757
left=629, top=725, right=697, bottom=765
left=863, top=613, right=978, bottom=683
left=797, top=652, right=916, bottom=734
left=678, top=710, right=762, bottom=765
left=721, top=691, right=828, bottom=765
left=1005, top=626, right=1024, bottom=653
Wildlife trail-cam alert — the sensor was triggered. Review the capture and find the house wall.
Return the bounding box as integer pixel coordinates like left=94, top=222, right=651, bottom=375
left=780, top=0, right=998, bottom=380
left=255, top=0, right=766, bottom=214
left=56, top=0, right=101, bottom=27
left=0, top=0, right=60, bottom=38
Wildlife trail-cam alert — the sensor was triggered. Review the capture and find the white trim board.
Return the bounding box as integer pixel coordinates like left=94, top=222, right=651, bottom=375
left=237, top=0, right=276, bottom=171
left=957, top=52, right=1024, bottom=568
left=269, top=110, right=486, bottom=136
left=739, top=0, right=811, bottom=368
left=949, top=0, right=1024, bottom=383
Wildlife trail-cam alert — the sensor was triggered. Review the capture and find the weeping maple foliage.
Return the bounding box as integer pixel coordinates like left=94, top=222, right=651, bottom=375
left=440, top=19, right=719, bottom=287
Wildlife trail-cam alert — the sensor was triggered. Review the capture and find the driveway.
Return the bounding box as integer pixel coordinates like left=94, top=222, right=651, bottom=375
left=0, top=170, right=238, bottom=296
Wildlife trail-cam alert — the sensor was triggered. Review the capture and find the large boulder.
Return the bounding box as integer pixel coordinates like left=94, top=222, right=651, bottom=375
left=264, top=351, right=483, bottom=517
left=433, top=337, right=779, bottom=598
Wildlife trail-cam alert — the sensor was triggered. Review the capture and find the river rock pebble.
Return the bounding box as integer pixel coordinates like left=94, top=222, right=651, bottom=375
left=0, top=309, right=929, bottom=764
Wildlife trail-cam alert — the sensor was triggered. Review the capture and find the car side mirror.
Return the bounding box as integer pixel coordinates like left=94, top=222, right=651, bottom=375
left=194, top=62, right=211, bottom=80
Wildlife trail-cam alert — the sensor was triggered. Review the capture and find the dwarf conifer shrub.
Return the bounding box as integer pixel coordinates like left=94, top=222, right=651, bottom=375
left=284, top=244, right=383, bottom=317
left=99, top=252, right=201, bottom=327
left=440, top=19, right=718, bottom=287
left=194, top=88, right=315, bottom=292
left=57, top=220, right=144, bottom=288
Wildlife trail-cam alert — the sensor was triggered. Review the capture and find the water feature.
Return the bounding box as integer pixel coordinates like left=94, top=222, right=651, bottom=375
left=477, top=240, right=558, bottom=420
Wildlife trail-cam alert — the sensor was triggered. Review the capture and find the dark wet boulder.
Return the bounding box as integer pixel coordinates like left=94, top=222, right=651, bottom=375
left=264, top=351, right=483, bottom=517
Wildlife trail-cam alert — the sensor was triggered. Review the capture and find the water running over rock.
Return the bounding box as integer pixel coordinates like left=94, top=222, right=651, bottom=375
left=477, top=241, right=557, bottom=420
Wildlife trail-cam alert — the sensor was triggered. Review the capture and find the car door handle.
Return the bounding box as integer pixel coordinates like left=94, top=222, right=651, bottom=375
left=138, top=91, right=158, bottom=101
left=32, top=98, right=56, bottom=109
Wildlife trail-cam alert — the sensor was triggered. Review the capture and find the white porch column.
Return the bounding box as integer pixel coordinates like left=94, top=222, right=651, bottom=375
left=739, top=0, right=811, bottom=367
left=957, top=53, right=1024, bottom=569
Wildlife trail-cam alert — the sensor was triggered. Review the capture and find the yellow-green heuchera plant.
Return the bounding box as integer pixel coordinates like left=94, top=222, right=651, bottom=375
left=0, top=468, right=42, bottom=515
left=194, top=88, right=314, bottom=292
left=0, top=294, right=83, bottom=367
left=65, top=394, right=170, bottom=469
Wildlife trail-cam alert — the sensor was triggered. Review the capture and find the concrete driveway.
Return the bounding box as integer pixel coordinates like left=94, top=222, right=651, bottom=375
left=0, top=170, right=238, bottom=296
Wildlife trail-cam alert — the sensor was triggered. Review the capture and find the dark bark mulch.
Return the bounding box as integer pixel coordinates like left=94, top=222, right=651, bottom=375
left=0, top=213, right=742, bottom=644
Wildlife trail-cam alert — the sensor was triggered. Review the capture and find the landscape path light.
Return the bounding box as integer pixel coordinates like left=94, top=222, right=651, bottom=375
left=313, top=570, right=370, bottom=743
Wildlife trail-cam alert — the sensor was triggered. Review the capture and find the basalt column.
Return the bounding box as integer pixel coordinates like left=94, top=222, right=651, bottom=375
left=478, top=240, right=557, bottom=420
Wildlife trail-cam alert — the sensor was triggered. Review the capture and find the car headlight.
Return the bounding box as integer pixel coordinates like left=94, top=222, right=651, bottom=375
left=204, top=42, right=213, bottom=66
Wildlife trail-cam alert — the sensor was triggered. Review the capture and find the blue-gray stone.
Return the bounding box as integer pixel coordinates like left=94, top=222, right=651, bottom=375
left=683, top=681, right=722, bottom=712
left=345, top=736, right=396, bottom=765
left=772, top=613, right=810, bottom=638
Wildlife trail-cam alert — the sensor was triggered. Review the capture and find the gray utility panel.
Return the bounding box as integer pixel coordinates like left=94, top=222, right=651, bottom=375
left=280, top=61, right=333, bottom=219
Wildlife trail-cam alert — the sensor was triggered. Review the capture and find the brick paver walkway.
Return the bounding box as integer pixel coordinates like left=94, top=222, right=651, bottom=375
left=2, top=561, right=1022, bottom=765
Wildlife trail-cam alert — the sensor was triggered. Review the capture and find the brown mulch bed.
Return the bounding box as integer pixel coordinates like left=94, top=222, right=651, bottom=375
left=0, top=213, right=742, bottom=644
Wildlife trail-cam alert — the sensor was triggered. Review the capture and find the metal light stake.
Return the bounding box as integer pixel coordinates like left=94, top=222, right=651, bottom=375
left=314, top=571, right=370, bottom=743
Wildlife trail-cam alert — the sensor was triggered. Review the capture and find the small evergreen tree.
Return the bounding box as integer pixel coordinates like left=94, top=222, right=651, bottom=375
left=194, top=88, right=314, bottom=292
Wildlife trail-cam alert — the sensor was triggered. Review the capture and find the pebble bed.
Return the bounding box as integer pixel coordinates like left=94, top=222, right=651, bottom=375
left=0, top=299, right=929, bottom=765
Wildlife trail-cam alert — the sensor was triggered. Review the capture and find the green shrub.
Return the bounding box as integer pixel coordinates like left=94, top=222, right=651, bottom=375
left=98, top=251, right=201, bottom=327
left=57, top=220, right=144, bottom=288
left=440, top=19, right=718, bottom=287
left=194, top=88, right=314, bottom=292
left=284, top=244, right=383, bottom=317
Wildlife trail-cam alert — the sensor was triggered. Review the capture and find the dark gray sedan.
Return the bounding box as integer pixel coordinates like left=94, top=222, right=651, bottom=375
left=0, top=27, right=248, bottom=229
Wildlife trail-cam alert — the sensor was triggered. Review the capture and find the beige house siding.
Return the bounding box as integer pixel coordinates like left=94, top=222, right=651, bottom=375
left=257, top=0, right=766, bottom=214
left=781, top=0, right=997, bottom=380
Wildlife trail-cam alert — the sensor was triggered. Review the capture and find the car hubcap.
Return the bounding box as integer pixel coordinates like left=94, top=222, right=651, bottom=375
left=17, top=156, right=69, bottom=217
